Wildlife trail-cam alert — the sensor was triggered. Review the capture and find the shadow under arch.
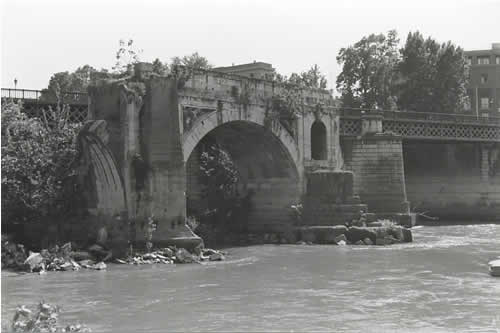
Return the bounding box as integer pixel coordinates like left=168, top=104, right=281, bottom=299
left=185, top=120, right=301, bottom=233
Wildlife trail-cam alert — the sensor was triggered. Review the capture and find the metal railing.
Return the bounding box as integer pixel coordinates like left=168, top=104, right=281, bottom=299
left=1, top=88, right=88, bottom=105
left=337, top=107, right=500, bottom=126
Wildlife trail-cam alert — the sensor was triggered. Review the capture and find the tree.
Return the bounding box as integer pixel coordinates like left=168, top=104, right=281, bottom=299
left=287, top=64, right=328, bottom=89
left=398, top=31, right=468, bottom=113
left=169, top=52, right=212, bottom=88
left=40, top=65, right=109, bottom=103
left=336, top=30, right=400, bottom=109
left=170, top=52, right=212, bottom=70
left=1, top=101, right=81, bottom=240
left=152, top=58, right=168, bottom=75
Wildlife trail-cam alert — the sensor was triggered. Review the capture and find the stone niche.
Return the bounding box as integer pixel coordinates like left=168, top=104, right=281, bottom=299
left=302, top=170, right=368, bottom=225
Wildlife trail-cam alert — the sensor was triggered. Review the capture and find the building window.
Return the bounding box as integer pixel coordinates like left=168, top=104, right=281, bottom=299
left=466, top=57, right=472, bottom=65
left=311, top=121, right=327, bottom=160
left=480, top=97, right=490, bottom=109
left=481, top=74, right=488, bottom=84
left=478, top=56, right=490, bottom=65
left=496, top=56, right=500, bottom=65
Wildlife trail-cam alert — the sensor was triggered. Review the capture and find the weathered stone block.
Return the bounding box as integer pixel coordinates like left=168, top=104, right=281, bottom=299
left=345, top=226, right=377, bottom=244
left=299, top=226, right=348, bottom=244
left=305, top=170, right=354, bottom=204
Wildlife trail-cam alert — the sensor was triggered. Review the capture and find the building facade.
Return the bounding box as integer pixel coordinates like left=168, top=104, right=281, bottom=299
left=464, top=43, right=500, bottom=117
left=212, top=61, right=276, bottom=80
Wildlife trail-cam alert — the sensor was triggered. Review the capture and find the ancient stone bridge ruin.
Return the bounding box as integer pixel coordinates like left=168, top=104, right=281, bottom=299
left=76, top=63, right=500, bottom=251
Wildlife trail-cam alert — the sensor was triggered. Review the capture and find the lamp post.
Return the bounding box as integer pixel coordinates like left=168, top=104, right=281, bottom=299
left=14, top=78, right=17, bottom=90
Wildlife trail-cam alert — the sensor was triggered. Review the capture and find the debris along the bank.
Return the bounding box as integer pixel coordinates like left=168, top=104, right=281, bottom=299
left=115, top=247, right=226, bottom=265
left=2, top=240, right=108, bottom=273
left=10, top=301, right=91, bottom=332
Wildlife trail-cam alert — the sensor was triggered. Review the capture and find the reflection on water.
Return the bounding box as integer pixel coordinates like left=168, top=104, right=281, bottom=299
left=2, top=224, right=500, bottom=332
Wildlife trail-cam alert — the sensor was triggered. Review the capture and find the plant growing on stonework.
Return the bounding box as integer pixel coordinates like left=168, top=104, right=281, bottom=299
left=112, top=38, right=143, bottom=75
left=144, top=215, right=157, bottom=252
left=199, top=144, right=239, bottom=202
left=1, top=101, right=81, bottom=239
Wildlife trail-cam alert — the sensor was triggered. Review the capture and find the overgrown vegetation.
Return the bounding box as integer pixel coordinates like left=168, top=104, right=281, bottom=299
left=1, top=101, right=81, bottom=242
left=199, top=143, right=239, bottom=204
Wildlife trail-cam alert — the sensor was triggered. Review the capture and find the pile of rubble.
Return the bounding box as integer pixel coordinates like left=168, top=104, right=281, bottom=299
left=115, top=247, right=225, bottom=265
left=2, top=240, right=108, bottom=273
left=2, top=237, right=226, bottom=274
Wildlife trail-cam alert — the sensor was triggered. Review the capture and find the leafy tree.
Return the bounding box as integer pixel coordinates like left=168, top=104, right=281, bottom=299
left=152, top=58, right=168, bottom=75
left=336, top=30, right=400, bottom=109
left=1, top=101, right=81, bottom=238
left=170, top=52, right=212, bottom=70
left=40, top=65, right=109, bottom=103
left=287, top=64, right=328, bottom=89
left=199, top=143, right=238, bottom=203
left=398, top=31, right=468, bottom=113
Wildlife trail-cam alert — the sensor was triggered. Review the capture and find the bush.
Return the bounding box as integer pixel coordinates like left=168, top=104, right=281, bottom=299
left=1, top=101, right=81, bottom=241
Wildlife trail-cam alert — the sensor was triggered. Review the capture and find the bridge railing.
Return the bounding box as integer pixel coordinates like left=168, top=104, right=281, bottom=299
left=337, top=107, right=500, bottom=125
left=1, top=88, right=88, bottom=105
left=2, top=88, right=89, bottom=123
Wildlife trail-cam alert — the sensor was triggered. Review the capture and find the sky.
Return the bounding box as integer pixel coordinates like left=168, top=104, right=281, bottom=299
left=1, top=0, right=499, bottom=91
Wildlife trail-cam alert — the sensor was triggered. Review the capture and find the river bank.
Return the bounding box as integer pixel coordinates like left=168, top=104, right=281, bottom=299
left=3, top=224, right=499, bottom=332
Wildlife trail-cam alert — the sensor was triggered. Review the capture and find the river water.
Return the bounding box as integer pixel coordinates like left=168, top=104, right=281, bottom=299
left=2, top=224, right=500, bottom=332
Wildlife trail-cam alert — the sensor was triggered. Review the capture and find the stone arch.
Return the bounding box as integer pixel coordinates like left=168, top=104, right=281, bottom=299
left=182, top=107, right=301, bottom=233
left=77, top=120, right=127, bottom=217
left=182, top=107, right=300, bottom=172
left=311, top=120, right=327, bottom=160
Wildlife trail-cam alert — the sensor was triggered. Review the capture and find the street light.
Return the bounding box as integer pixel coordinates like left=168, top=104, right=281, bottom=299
left=14, top=78, right=18, bottom=89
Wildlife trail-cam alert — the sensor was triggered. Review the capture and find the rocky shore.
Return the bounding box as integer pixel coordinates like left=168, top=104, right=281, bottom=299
left=1, top=237, right=225, bottom=274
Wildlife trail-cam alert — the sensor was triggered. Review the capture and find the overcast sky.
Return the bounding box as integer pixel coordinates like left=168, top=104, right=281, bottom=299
left=1, top=0, right=499, bottom=91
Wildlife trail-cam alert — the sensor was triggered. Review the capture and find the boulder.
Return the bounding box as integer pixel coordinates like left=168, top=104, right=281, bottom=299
left=78, top=259, right=95, bottom=268
left=489, top=259, right=500, bottom=277
left=334, top=234, right=347, bottom=244
left=346, top=227, right=377, bottom=244
left=24, top=252, right=43, bottom=272
left=209, top=252, right=225, bottom=261
left=389, top=226, right=404, bottom=241
left=355, top=240, right=364, bottom=245
left=161, top=248, right=174, bottom=258
left=363, top=238, right=373, bottom=245
left=175, top=248, right=194, bottom=263
left=93, top=262, right=107, bottom=270
left=401, top=227, right=413, bottom=243
left=59, top=262, right=73, bottom=271
left=142, top=253, right=157, bottom=260
left=337, top=240, right=346, bottom=246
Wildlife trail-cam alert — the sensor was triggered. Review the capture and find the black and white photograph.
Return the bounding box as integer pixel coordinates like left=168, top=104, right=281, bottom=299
left=1, top=0, right=499, bottom=331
